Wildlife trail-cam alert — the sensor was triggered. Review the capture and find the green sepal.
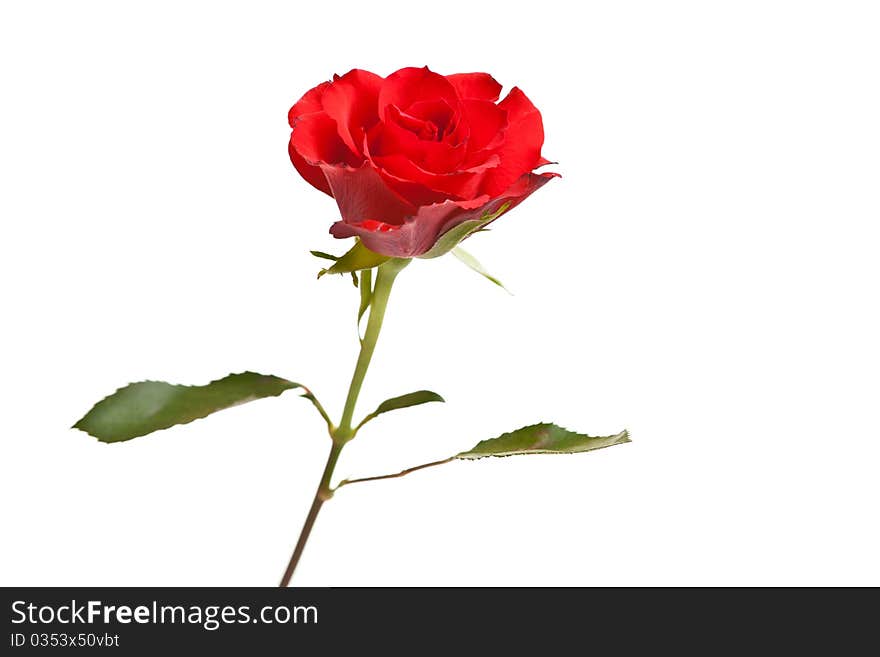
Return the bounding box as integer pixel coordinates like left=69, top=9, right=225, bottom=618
left=309, top=250, right=339, bottom=262
left=311, top=250, right=358, bottom=286
left=418, top=203, right=510, bottom=259
left=452, top=246, right=508, bottom=291
left=318, top=240, right=389, bottom=279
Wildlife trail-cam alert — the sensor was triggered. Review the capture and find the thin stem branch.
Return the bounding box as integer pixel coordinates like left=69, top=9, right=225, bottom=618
left=336, top=457, right=455, bottom=489
left=299, top=387, right=334, bottom=434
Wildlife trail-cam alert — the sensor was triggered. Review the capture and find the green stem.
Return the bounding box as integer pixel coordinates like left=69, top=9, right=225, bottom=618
left=279, top=257, right=410, bottom=587
left=336, top=258, right=410, bottom=442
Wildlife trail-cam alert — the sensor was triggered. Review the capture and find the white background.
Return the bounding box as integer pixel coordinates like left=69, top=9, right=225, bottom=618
left=1, top=1, right=878, bottom=586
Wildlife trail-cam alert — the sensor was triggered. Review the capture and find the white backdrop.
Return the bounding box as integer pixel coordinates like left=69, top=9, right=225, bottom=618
left=2, top=1, right=878, bottom=586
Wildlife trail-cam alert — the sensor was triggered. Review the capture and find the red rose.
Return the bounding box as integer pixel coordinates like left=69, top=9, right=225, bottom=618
left=288, top=66, right=558, bottom=258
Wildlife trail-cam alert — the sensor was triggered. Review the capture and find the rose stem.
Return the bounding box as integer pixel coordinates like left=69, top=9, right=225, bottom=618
left=279, top=257, right=410, bottom=587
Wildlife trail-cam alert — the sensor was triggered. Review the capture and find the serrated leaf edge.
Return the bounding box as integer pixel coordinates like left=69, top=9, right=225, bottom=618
left=455, top=423, right=631, bottom=460
left=72, top=372, right=304, bottom=442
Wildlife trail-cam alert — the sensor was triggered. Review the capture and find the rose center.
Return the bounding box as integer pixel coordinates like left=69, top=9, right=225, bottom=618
left=416, top=120, right=440, bottom=141
left=392, top=108, right=444, bottom=142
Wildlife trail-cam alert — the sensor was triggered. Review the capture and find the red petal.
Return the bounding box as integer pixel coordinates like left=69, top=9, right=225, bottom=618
left=321, top=161, right=417, bottom=228
left=290, top=111, right=359, bottom=168
left=405, top=98, right=457, bottom=138
left=288, top=81, right=334, bottom=195
left=330, top=171, right=558, bottom=257
left=378, top=66, right=460, bottom=115
left=373, top=105, right=466, bottom=173
left=446, top=72, right=502, bottom=101
left=289, top=136, right=332, bottom=195
left=460, top=99, right=507, bottom=152
left=479, top=87, right=546, bottom=197
left=360, top=132, right=448, bottom=207
left=319, top=69, right=383, bottom=155
left=288, top=81, right=330, bottom=127
left=372, top=152, right=491, bottom=201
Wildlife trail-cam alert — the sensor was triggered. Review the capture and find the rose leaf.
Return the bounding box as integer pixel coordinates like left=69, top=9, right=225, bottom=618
left=73, top=372, right=318, bottom=443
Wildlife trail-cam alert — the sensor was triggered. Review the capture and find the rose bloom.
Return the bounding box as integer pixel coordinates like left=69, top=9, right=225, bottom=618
left=288, top=66, right=558, bottom=258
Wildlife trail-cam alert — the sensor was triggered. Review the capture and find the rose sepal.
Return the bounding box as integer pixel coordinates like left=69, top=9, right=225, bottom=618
left=317, top=239, right=389, bottom=278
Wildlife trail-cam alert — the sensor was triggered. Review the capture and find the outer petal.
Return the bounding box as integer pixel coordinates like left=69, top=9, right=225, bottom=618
left=480, top=87, right=546, bottom=197
left=288, top=81, right=333, bottom=195
left=291, top=112, right=360, bottom=167
left=446, top=72, right=502, bottom=101
left=321, top=161, right=417, bottom=228
left=289, top=137, right=332, bottom=195
left=330, top=171, right=559, bottom=257
left=288, top=81, right=330, bottom=127
left=319, top=69, right=383, bottom=155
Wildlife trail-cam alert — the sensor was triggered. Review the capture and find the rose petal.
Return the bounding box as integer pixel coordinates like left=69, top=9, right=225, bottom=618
left=321, top=161, right=417, bottom=228
left=460, top=99, right=508, bottom=152
left=446, top=72, right=503, bottom=102
left=291, top=112, right=360, bottom=168
left=479, top=87, right=546, bottom=197
left=378, top=66, right=460, bottom=115
left=372, top=159, right=453, bottom=206
left=288, top=81, right=330, bottom=127
left=386, top=105, right=439, bottom=141
left=374, top=105, right=466, bottom=173
left=357, top=133, right=447, bottom=206
left=430, top=171, right=559, bottom=240
left=288, top=82, right=333, bottom=195
left=319, top=69, right=383, bottom=155
left=289, top=137, right=332, bottom=196
left=405, top=98, right=457, bottom=138
left=330, top=171, right=558, bottom=257
left=373, top=152, right=494, bottom=201
left=330, top=195, right=487, bottom=256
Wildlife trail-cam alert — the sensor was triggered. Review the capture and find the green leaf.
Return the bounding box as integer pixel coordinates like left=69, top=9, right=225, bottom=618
left=318, top=240, right=389, bottom=278
left=357, top=390, right=445, bottom=430
left=456, top=423, right=630, bottom=459
left=452, top=246, right=509, bottom=292
left=336, top=422, right=630, bottom=489
left=418, top=203, right=510, bottom=259
left=73, top=372, right=302, bottom=443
